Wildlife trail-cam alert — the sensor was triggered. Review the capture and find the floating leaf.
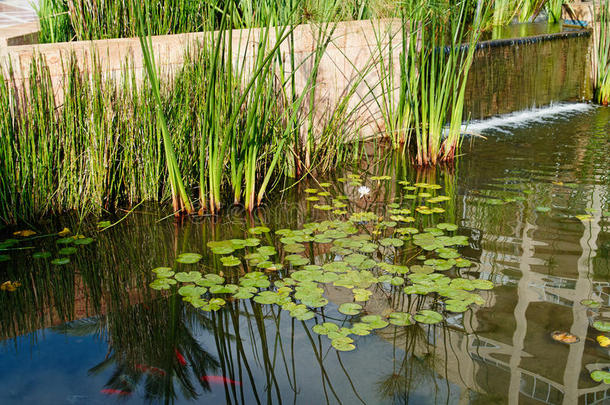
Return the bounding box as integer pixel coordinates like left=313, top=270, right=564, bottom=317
left=379, top=238, right=404, bottom=247
left=331, top=336, right=355, bottom=351
left=58, top=247, right=77, bottom=256
left=338, top=303, right=362, bottom=315
left=197, top=274, right=225, bottom=287
left=233, top=286, right=257, bottom=299
left=176, top=253, right=202, bottom=264
left=575, top=214, right=593, bottom=222
left=360, top=314, right=389, bottom=329
left=178, top=285, right=207, bottom=297
left=248, top=226, right=270, bottom=235
left=97, top=221, right=111, bottom=229
left=32, top=252, right=52, bottom=259
left=175, top=271, right=203, bottom=283
left=149, top=278, right=176, bottom=290
left=313, top=322, right=340, bottom=335
left=414, top=310, right=443, bottom=324
left=257, top=246, right=277, bottom=256
left=389, top=312, right=412, bottom=326
left=56, top=237, right=74, bottom=245
left=152, top=267, right=174, bottom=278
left=209, top=284, right=239, bottom=294
left=51, top=257, right=70, bottom=265
left=471, top=279, right=494, bottom=290
left=220, top=256, right=241, bottom=267
left=593, top=321, right=610, bottom=332
left=581, top=299, right=602, bottom=309
left=535, top=206, right=551, bottom=213
left=591, top=370, right=610, bottom=384
left=73, top=237, right=94, bottom=245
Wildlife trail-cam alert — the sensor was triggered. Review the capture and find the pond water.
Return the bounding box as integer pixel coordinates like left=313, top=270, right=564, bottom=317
left=1, top=104, right=609, bottom=405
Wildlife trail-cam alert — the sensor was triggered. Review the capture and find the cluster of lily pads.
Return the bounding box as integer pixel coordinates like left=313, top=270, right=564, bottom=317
left=150, top=179, right=494, bottom=351
left=0, top=228, right=94, bottom=266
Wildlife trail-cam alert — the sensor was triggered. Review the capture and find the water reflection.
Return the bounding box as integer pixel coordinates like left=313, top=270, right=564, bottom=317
left=1, top=107, right=609, bottom=404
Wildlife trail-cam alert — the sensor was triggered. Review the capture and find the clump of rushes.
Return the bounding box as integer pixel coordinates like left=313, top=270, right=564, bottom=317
left=410, top=0, right=485, bottom=166
left=593, top=0, right=610, bottom=105
left=136, top=3, right=193, bottom=215
left=35, top=0, right=402, bottom=43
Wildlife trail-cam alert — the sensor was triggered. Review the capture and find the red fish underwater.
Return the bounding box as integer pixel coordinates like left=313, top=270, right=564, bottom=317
left=200, top=375, right=242, bottom=386
left=175, top=349, right=187, bottom=366
left=135, top=364, right=166, bottom=376
left=101, top=389, right=131, bottom=396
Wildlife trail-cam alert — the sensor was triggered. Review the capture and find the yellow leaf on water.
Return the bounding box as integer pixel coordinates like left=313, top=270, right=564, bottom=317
left=13, top=230, right=36, bottom=237
left=597, top=335, right=610, bottom=347
left=58, top=228, right=71, bottom=236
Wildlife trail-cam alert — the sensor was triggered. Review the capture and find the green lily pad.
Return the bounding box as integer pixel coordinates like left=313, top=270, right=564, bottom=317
left=414, top=310, right=443, bottom=324
left=176, top=253, right=202, bottom=264
left=152, top=267, right=174, bottom=278
left=437, top=223, right=458, bottom=231
left=313, top=322, right=340, bottom=335
left=58, top=247, right=77, bottom=255
left=149, top=278, right=177, bottom=290
left=196, top=274, right=225, bottom=286
left=233, top=286, right=258, bottom=299
left=209, top=284, right=239, bottom=294
left=389, top=312, right=413, bottom=326
left=331, top=336, right=355, bottom=352
left=581, top=299, right=602, bottom=309
left=257, top=246, right=277, bottom=256
left=360, top=314, right=389, bottom=329
left=379, top=238, right=404, bottom=247
left=73, top=237, right=94, bottom=245
left=536, top=206, right=551, bottom=213
left=248, top=226, right=270, bottom=235
left=178, top=285, right=207, bottom=297
left=32, top=252, right=52, bottom=259
left=211, top=246, right=235, bottom=255
left=338, top=303, right=362, bottom=315
left=593, top=321, right=610, bottom=332
left=471, top=279, right=494, bottom=290
left=51, top=257, right=70, bottom=265
left=56, top=237, right=74, bottom=245
left=220, top=255, right=241, bottom=267
left=591, top=370, right=610, bottom=384
left=175, top=271, right=203, bottom=283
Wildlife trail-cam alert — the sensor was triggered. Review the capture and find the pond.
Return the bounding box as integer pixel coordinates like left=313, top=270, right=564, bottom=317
left=1, top=104, right=609, bottom=404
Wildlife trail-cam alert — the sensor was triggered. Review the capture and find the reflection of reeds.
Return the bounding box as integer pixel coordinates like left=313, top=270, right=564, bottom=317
left=593, top=0, right=610, bottom=105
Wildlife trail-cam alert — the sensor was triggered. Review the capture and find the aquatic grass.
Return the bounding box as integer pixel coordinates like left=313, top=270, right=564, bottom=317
left=593, top=0, right=610, bottom=105
left=408, top=0, right=485, bottom=166
left=136, top=5, right=193, bottom=215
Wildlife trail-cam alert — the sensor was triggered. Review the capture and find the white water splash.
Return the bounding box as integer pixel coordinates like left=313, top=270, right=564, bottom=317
left=462, top=103, right=594, bottom=134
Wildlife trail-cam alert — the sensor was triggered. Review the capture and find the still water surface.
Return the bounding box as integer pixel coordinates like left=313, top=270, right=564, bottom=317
left=1, top=104, right=609, bottom=404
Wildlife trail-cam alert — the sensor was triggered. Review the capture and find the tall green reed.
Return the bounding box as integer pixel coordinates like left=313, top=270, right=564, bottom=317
left=136, top=4, right=193, bottom=215
left=593, top=0, right=610, bottom=105
left=409, top=0, right=485, bottom=166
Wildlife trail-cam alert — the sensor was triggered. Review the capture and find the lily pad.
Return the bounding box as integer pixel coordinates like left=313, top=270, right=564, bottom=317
left=176, top=253, right=202, bottom=264
left=389, top=312, right=413, bottom=326
left=32, top=252, right=52, bottom=259
left=591, top=370, right=610, bottom=384
left=51, top=257, right=70, bottom=265
left=414, top=310, right=443, bottom=324
left=150, top=278, right=177, bottom=290
left=593, top=321, right=610, bottom=332
left=338, top=303, right=362, bottom=316
left=220, top=256, right=241, bottom=267
left=175, top=271, right=203, bottom=283
left=152, top=267, right=175, bottom=278
left=58, top=247, right=77, bottom=255
left=73, top=237, right=94, bottom=246
left=331, top=336, right=356, bottom=351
